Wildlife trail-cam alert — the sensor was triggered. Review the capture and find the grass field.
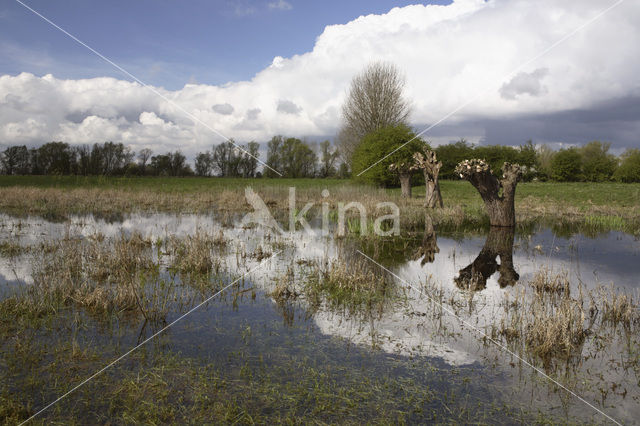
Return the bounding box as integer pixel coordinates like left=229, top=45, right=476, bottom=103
left=0, top=176, right=639, bottom=234
left=1, top=175, right=638, bottom=206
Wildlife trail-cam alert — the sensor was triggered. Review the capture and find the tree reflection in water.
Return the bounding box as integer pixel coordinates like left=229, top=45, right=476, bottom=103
left=414, top=214, right=439, bottom=265
left=455, top=227, right=519, bottom=291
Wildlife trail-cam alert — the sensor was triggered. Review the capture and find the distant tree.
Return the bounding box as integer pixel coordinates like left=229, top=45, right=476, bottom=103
left=239, top=141, right=260, bottom=178
left=339, top=61, right=411, bottom=164
left=37, top=142, right=75, bottom=175
left=518, top=140, right=538, bottom=167
left=351, top=124, right=423, bottom=188
left=318, top=140, right=339, bottom=178
left=0, top=146, right=29, bottom=175
left=149, top=154, right=171, bottom=176
left=195, top=151, right=213, bottom=176
left=579, top=141, right=617, bottom=182
left=551, top=147, right=583, bottom=181
left=211, top=141, right=242, bottom=177
left=517, top=140, right=539, bottom=181
left=264, top=136, right=316, bottom=178
left=264, top=136, right=284, bottom=178
left=280, top=138, right=317, bottom=178
left=76, top=145, right=92, bottom=176
left=613, top=148, right=640, bottom=182
left=28, top=148, right=42, bottom=175
left=137, top=148, right=153, bottom=174
left=168, top=151, right=188, bottom=176
left=89, top=142, right=133, bottom=175
left=337, top=162, right=350, bottom=179
left=535, top=144, right=555, bottom=181
left=149, top=151, right=191, bottom=176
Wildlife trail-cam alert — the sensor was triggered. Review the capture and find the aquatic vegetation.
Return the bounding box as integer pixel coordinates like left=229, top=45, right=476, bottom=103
left=0, top=240, right=26, bottom=258
left=498, top=270, right=639, bottom=368
left=0, top=202, right=638, bottom=423
left=301, top=256, right=397, bottom=314
left=248, top=244, right=272, bottom=262
left=0, top=232, right=228, bottom=325
left=528, top=268, right=571, bottom=295
left=599, top=284, right=637, bottom=327
left=168, top=230, right=226, bottom=275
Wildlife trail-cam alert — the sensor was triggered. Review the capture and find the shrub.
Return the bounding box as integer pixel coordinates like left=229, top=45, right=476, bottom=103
left=613, top=148, right=640, bottom=182
left=580, top=141, right=617, bottom=182
left=351, top=124, right=424, bottom=186
left=550, top=147, right=583, bottom=181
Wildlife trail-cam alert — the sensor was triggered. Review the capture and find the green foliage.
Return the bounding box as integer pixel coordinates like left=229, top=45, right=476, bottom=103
left=436, top=139, right=474, bottom=179
left=613, top=148, right=640, bottom=183
left=535, top=144, right=555, bottom=181
left=149, top=151, right=193, bottom=176
left=579, top=141, right=617, bottom=182
left=351, top=124, right=424, bottom=186
left=551, top=148, right=583, bottom=182
left=264, top=136, right=317, bottom=178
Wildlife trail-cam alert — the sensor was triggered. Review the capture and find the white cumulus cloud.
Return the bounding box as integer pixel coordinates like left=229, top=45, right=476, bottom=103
left=1, top=0, right=639, bottom=157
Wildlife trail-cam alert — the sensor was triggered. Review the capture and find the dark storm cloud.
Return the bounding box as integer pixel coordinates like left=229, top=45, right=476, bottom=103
left=414, top=96, right=640, bottom=153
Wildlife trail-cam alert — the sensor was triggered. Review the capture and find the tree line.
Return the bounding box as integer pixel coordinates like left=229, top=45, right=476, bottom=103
left=435, top=139, right=640, bottom=183
left=0, top=138, right=346, bottom=178
left=1, top=138, right=638, bottom=182
left=0, top=142, right=192, bottom=176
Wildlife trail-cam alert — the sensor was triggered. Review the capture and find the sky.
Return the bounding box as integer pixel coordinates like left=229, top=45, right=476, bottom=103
left=1, top=0, right=639, bottom=158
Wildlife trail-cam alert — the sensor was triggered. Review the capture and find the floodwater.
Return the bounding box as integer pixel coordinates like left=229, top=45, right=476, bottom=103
left=0, top=212, right=639, bottom=423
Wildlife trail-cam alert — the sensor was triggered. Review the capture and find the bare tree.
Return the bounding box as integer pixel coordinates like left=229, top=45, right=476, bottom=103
left=455, top=160, right=522, bottom=227
left=388, top=161, right=413, bottom=198
left=138, top=148, right=153, bottom=173
left=412, top=148, right=443, bottom=208
left=339, top=61, right=411, bottom=164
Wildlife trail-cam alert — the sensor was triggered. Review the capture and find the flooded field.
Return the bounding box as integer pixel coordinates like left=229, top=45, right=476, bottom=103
left=1, top=212, right=639, bottom=424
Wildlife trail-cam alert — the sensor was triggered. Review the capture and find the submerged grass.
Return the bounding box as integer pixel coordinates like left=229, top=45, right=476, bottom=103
left=300, top=256, right=398, bottom=315
left=168, top=231, right=226, bottom=275
left=0, top=323, right=555, bottom=425
left=0, top=231, right=228, bottom=330
left=0, top=240, right=27, bottom=258
left=498, top=269, right=639, bottom=368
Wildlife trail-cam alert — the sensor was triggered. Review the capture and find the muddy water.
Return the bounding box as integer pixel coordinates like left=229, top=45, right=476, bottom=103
left=0, top=212, right=638, bottom=423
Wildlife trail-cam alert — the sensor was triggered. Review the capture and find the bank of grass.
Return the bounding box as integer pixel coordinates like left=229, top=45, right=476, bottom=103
left=0, top=176, right=639, bottom=234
